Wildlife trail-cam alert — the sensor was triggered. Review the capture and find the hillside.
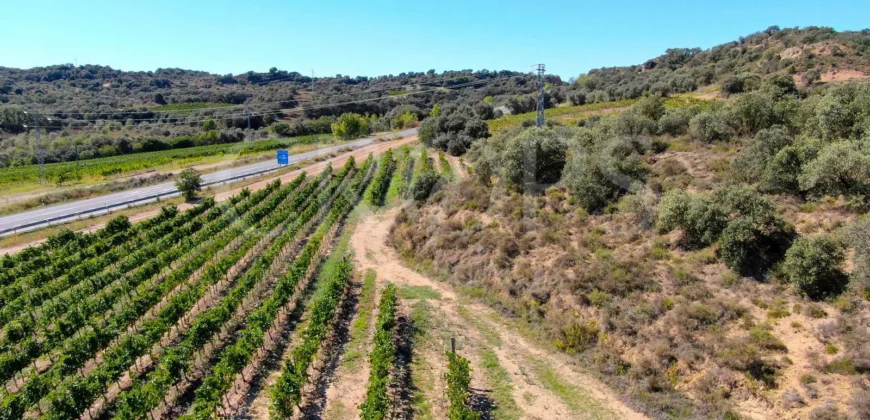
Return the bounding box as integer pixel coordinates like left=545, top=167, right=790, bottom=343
left=2, top=24, right=870, bottom=420
left=0, top=66, right=536, bottom=169
left=387, top=29, right=870, bottom=420
left=2, top=26, right=869, bottom=173
left=572, top=26, right=870, bottom=102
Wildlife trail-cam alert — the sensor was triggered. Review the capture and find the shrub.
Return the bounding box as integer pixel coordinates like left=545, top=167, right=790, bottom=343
left=827, top=358, right=857, bottom=375
left=814, top=93, right=854, bottom=140
left=848, top=217, right=870, bottom=285
left=722, top=76, right=745, bottom=95
left=473, top=102, right=495, bottom=120
left=614, top=110, right=658, bottom=139
left=731, top=126, right=792, bottom=182
left=749, top=326, right=787, bottom=351
left=331, top=112, right=371, bottom=138
left=689, top=111, right=735, bottom=142
left=719, top=215, right=795, bottom=278
left=443, top=133, right=475, bottom=156
left=393, top=111, right=419, bottom=129
left=657, top=190, right=727, bottom=247
left=554, top=319, right=599, bottom=354
left=499, top=127, right=567, bottom=192
left=412, top=171, right=442, bottom=203
left=659, top=159, right=688, bottom=176
left=761, top=145, right=803, bottom=194
left=799, top=141, right=870, bottom=202
left=419, top=104, right=490, bottom=155
left=783, top=236, right=848, bottom=300
left=568, top=91, right=587, bottom=105
left=563, top=137, right=647, bottom=212
left=634, top=95, right=666, bottom=121
left=724, top=91, right=777, bottom=136
left=658, top=109, right=692, bottom=136
left=271, top=122, right=291, bottom=137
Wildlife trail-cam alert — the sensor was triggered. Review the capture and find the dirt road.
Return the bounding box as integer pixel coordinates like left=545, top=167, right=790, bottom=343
left=320, top=207, right=647, bottom=420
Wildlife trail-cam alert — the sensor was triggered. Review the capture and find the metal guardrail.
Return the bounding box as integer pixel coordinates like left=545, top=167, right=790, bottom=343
left=0, top=163, right=283, bottom=237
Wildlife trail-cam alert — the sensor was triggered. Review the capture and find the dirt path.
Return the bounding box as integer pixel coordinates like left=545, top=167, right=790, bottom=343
left=320, top=275, right=380, bottom=420
left=0, top=137, right=417, bottom=257
left=345, top=208, right=647, bottom=420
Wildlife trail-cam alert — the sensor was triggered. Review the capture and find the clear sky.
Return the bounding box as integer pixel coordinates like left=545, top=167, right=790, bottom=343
left=1, top=0, right=867, bottom=79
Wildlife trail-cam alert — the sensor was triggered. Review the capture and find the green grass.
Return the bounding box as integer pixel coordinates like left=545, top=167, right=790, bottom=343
left=438, top=151, right=455, bottom=182
left=150, top=102, right=234, bottom=114
left=455, top=302, right=520, bottom=419
left=397, top=285, right=442, bottom=300
left=526, top=356, right=614, bottom=419
left=342, top=269, right=378, bottom=369
left=488, top=99, right=638, bottom=132
left=662, top=95, right=715, bottom=110
left=323, top=401, right=350, bottom=420
left=481, top=351, right=522, bottom=420
left=0, top=133, right=334, bottom=192
left=457, top=304, right=502, bottom=347
left=487, top=96, right=714, bottom=133
left=410, top=300, right=436, bottom=420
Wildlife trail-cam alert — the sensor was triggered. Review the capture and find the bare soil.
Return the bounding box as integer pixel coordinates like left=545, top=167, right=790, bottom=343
left=342, top=208, right=647, bottom=420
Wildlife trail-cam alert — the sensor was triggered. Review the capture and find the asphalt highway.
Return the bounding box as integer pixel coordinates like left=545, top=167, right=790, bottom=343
left=0, top=128, right=417, bottom=236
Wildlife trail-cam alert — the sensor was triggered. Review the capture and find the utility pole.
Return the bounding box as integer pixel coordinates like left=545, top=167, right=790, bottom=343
left=23, top=111, right=46, bottom=185
left=535, top=64, right=546, bottom=127
left=311, top=69, right=315, bottom=88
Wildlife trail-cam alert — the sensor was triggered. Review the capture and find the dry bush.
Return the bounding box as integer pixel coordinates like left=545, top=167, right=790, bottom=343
left=780, top=388, right=806, bottom=409
left=658, top=158, right=688, bottom=176
left=807, top=402, right=849, bottom=420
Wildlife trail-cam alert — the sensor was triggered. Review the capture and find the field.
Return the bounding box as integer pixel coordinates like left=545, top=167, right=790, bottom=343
left=487, top=96, right=713, bottom=132
left=0, top=151, right=376, bottom=419
left=150, top=102, right=235, bottom=114
left=0, top=134, right=335, bottom=193
left=487, top=99, right=639, bottom=132
left=0, top=145, right=639, bottom=420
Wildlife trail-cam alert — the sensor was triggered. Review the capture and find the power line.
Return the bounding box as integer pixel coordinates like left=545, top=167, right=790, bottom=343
left=33, top=76, right=517, bottom=127
left=26, top=73, right=525, bottom=119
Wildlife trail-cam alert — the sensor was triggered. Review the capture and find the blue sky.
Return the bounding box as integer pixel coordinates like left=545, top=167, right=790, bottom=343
left=1, top=0, right=867, bottom=79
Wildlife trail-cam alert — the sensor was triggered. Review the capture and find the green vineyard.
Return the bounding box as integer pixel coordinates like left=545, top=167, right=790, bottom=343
left=0, top=149, right=408, bottom=420
left=0, top=133, right=329, bottom=189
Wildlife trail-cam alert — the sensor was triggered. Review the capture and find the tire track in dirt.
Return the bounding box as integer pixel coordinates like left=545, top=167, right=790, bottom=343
left=320, top=273, right=380, bottom=420
left=348, top=208, right=648, bottom=420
